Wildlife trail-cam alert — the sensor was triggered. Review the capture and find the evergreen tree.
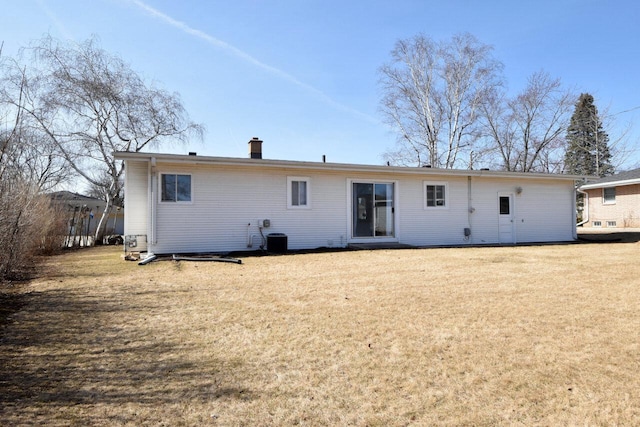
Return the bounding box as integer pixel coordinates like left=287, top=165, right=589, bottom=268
left=564, top=93, right=614, bottom=177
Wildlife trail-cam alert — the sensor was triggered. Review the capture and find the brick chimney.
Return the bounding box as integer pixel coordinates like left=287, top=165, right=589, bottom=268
left=248, top=137, right=263, bottom=159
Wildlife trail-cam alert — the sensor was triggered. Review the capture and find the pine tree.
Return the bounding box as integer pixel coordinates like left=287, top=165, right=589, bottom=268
left=564, top=93, right=614, bottom=177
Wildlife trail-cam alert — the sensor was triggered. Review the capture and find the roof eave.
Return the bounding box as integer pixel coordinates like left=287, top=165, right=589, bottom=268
left=580, top=178, right=640, bottom=189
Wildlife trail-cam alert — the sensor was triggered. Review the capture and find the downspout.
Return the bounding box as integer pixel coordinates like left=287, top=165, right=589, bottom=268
left=466, top=176, right=473, bottom=243
left=149, top=157, right=157, bottom=246
left=576, top=187, right=589, bottom=227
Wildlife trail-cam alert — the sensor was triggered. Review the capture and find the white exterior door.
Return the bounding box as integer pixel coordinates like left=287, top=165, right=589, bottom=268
left=498, top=193, right=515, bottom=244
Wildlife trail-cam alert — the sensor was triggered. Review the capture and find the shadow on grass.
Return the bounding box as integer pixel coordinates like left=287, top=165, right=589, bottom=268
left=577, top=231, right=640, bottom=244
left=0, top=286, right=253, bottom=423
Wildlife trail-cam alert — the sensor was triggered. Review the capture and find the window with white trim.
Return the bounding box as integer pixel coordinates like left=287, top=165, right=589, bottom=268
left=161, top=174, right=191, bottom=202
left=424, top=182, right=448, bottom=208
left=287, top=177, right=310, bottom=209
left=593, top=221, right=602, bottom=227
left=607, top=221, right=617, bottom=227
left=603, top=187, right=616, bottom=204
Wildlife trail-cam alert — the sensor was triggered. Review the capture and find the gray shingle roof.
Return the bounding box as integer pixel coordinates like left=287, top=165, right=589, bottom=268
left=580, top=168, right=640, bottom=189
left=49, top=191, right=102, bottom=203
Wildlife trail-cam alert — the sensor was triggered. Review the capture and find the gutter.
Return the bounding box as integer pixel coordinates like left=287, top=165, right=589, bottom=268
left=580, top=177, right=640, bottom=190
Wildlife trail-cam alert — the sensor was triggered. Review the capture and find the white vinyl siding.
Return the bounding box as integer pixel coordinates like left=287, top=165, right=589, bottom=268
left=510, top=181, right=575, bottom=243
left=152, top=166, right=346, bottom=253
left=399, top=177, right=468, bottom=246
left=123, top=160, right=148, bottom=236
left=123, top=158, right=577, bottom=253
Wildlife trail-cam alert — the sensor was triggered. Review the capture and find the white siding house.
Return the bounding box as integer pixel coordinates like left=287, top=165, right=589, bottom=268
left=115, top=145, right=583, bottom=254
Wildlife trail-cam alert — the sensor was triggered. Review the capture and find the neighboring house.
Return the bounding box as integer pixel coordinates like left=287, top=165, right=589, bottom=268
left=579, top=168, right=640, bottom=229
left=115, top=138, right=585, bottom=254
left=50, top=191, right=124, bottom=238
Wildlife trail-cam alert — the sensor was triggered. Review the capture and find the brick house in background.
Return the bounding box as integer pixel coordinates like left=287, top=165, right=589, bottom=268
left=579, top=168, right=640, bottom=229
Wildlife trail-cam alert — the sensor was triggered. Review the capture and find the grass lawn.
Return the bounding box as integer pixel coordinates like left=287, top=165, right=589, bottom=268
left=1, top=241, right=639, bottom=426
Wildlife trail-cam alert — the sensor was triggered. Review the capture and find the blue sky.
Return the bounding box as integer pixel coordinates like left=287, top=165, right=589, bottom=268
left=3, top=0, right=640, bottom=169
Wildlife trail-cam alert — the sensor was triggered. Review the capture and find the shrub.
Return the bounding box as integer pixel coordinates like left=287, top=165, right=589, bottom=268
left=0, top=178, right=62, bottom=281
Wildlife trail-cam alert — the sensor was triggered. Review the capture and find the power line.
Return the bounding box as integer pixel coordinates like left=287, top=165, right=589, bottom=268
left=613, top=105, right=640, bottom=116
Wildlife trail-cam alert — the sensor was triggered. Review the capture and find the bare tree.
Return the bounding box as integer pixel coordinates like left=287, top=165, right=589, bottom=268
left=481, top=71, right=575, bottom=172
left=2, top=52, right=77, bottom=191
left=86, top=167, right=123, bottom=206
left=379, top=33, right=503, bottom=168
left=8, top=36, right=203, bottom=243
left=0, top=84, right=66, bottom=279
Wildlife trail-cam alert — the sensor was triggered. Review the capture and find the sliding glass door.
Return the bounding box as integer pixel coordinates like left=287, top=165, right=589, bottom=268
left=352, top=182, right=394, bottom=238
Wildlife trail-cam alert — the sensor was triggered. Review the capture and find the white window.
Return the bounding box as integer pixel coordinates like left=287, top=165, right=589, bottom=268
left=424, top=182, right=448, bottom=209
left=607, top=221, right=617, bottom=227
left=603, top=187, right=616, bottom=204
left=161, top=174, right=191, bottom=202
left=593, top=221, right=602, bottom=227
left=287, top=177, right=310, bottom=209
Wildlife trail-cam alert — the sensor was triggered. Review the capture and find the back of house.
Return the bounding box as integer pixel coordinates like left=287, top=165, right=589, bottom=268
left=115, top=139, right=582, bottom=254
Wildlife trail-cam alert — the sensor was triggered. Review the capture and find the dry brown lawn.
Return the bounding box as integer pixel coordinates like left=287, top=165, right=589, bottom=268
left=1, top=241, right=639, bottom=426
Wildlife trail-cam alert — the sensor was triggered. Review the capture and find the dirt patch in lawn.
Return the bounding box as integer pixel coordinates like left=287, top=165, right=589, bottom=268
left=1, top=243, right=639, bottom=425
